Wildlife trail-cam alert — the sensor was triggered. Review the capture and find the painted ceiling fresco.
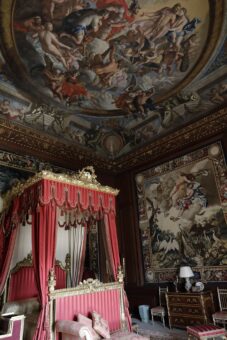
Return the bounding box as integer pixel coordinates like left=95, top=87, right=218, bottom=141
left=0, top=0, right=226, bottom=160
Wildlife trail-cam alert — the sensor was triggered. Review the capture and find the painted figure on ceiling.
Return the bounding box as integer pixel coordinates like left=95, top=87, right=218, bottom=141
left=134, top=3, right=182, bottom=42
left=12, top=0, right=203, bottom=113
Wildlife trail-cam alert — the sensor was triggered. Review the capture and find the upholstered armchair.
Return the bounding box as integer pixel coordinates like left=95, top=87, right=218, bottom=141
left=0, top=314, right=25, bottom=340
left=1, top=298, right=40, bottom=340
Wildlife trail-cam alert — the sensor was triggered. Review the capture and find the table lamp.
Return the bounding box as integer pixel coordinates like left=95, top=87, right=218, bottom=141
left=179, top=266, right=194, bottom=292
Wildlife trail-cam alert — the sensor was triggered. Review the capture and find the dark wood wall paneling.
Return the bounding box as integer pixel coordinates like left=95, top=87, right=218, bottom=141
left=115, top=131, right=227, bottom=316
left=1, top=123, right=227, bottom=317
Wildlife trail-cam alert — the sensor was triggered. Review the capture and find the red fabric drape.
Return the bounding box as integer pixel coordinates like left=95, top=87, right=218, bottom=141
left=0, top=198, right=19, bottom=294
left=32, top=202, right=57, bottom=340
left=104, top=209, right=132, bottom=330
left=104, top=211, right=120, bottom=280
left=8, top=266, right=38, bottom=301
left=55, top=264, right=66, bottom=290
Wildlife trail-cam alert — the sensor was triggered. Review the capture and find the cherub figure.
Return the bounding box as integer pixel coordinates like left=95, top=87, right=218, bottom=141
left=38, top=22, right=71, bottom=68
left=43, top=68, right=65, bottom=100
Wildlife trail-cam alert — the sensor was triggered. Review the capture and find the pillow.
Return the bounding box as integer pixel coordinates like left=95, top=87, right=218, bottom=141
left=92, top=311, right=110, bottom=339
left=77, top=314, right=101, bottom=340
left=78, top=314, right=92, bottom=327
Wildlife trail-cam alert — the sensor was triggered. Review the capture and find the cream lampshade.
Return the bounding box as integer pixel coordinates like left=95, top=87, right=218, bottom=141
left=179, top=266, right=194, bottom=292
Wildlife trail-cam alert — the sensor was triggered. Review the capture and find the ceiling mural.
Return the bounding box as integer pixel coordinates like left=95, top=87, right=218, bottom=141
left=0, top=0, right=226, bottom=162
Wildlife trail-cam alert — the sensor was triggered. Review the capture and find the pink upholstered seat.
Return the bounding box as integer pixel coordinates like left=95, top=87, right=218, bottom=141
left=212, top=288, right=227, bottom=328
left=150, top=306, right=165, bottom=313
left=187, top=325, right=226, bottom=340
left=213, top=311, right=227, bottom=320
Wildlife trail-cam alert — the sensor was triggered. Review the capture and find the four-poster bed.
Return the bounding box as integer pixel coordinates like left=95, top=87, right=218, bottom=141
left=0, top=167, right=145, bottom=339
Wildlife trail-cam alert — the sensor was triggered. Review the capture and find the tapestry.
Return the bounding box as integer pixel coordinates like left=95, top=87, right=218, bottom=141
left=0, top=149, right=68, bottom=202
left=135, top=142, right=227, bottom=283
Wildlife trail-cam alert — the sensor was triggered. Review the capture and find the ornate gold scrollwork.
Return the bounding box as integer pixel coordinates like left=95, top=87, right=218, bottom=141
left=79, top=278, right=102, bottom=292
left=117, top=265, right=124, bottom=283
left=48, top=268, right=56, bottom=293
left=10, top=252, right=33, bottom=273
left=75, top=166, right=98, bottom=184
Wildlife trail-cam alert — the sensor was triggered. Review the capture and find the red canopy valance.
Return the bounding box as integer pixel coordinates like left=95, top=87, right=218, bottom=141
left=2, top=168, right=119, bottom=219
left=20, top=179, right=116, bottom=211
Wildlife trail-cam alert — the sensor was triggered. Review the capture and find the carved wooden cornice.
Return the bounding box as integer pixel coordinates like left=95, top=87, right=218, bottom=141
left=0, top=108, right=226, bottom=173
left=114, top=107, right=227, bottom=172
left=0, top=117, right=111, bottom=170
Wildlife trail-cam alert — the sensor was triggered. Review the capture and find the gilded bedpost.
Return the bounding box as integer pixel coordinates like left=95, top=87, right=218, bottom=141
left=65, top=253, right=71, bottom=288
left=117, top=266, right=127, bottom=330
left=48, top=268, right=56, bottom=340
left=117, top=265, right=124, bottom=283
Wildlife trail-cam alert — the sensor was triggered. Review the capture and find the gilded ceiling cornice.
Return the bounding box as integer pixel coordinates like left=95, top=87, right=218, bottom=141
left=0, top=108, right=226, bottom=173
left=115, top=107, right=227, bottom=171
left=0, top=117, right=112, bottom=170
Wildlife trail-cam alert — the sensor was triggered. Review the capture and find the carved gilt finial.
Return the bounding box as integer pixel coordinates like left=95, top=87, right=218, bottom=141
left=117, top=265, right=124, bottom=283
left=79, top=278, right=102, bottom=292
left=65, top=253, right=71, bottom=271
left=75, top=166, right=99, bottom=185
left=48, top=268, right=56, bottom=293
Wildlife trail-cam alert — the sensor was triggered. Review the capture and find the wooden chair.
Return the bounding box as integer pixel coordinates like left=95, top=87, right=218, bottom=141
left=212, top=288, right=227, bottom=329
left=150, top=287, right=168, bottom=327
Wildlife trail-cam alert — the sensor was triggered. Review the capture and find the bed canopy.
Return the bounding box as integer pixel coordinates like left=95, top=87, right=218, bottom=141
left=0, top=166, right=121, bottom=340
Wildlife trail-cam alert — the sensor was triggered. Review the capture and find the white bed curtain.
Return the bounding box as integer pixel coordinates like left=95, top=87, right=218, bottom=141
left=69, top=223, right=87, bottom=286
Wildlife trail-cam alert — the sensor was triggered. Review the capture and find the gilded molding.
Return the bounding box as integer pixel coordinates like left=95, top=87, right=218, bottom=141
left=117, top=265, right=124, bottom=283
left=0, top=108, right=226, bottom=173
left=49, top=280, right=123, bottom=300
left=116, top=107, right=227, bottom=171
left=10, top=253, right=33, bottom=274
left=48, top=268, right=56, bottom=294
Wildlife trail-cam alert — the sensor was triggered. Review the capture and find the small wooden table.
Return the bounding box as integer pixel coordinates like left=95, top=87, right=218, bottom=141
left=187, top=325, right=226, bottom=340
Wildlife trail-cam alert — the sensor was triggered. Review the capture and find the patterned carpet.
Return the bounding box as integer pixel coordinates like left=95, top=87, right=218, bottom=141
left=137, top=329, right=188, bottom=340
left=133, top=319, right=227, bottom=340
left=132, top=319, right=188, bottom=340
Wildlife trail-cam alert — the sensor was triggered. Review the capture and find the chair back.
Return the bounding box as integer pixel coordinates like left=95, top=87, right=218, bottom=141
left=217, top=288, right=227, bottom=311
left=159, top=287, right=168, bottom=307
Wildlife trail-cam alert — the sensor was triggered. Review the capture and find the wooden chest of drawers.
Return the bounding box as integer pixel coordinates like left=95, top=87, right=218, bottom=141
left=166, top=291, right=214, bottom=329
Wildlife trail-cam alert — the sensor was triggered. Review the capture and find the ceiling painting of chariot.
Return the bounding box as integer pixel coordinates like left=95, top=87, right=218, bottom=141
left=1, top=0, right=212, bottom=116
